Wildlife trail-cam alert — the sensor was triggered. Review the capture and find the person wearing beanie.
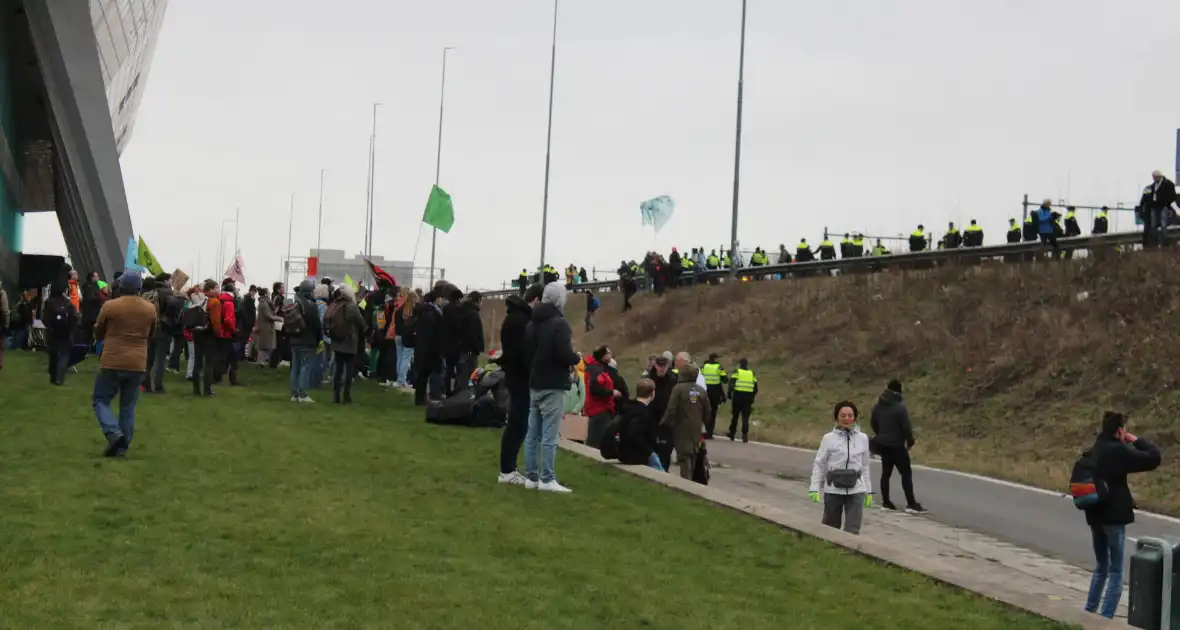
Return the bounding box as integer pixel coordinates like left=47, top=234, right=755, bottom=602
left=92, top=272, right=157, bottom=457
left=1080, top=411, right=1161, bottom=618
left=869, top=379, right=924, bottom=513
left=288, top=278, right=323, bottom=403
left=522, top=280, right=579, bottom=493
left=497, top=284, right=545, bottom=485
left=326, top=283, right=367, bottom=404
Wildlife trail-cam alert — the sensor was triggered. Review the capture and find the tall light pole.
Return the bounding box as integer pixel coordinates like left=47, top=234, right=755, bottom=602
left=316, top=168, right=326, bottom=258
left=429, top=46, right=456, bottom=287
left=233, top=206, right=240, bottom=260
left=538, top=0, right=558, bottom=275
left=363, top=103, right=380, bottom=281
left=729, top=0, right=748, bottom=279
left=285, top=192, right=294, bottom=294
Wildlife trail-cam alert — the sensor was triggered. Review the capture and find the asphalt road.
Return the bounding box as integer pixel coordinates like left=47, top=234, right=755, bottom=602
left=706, top=439, right=1180, bottom=570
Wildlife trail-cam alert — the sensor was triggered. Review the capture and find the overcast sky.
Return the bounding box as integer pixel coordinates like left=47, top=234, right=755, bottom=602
left=20, top=0, right=1180, bottom=289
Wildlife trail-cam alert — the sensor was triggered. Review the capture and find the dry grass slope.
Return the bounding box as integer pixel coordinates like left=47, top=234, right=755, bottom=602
left=482, top=252, right=1180, bottom=514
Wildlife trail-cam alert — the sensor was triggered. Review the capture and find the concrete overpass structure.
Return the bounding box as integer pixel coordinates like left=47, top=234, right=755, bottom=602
left=0, top=0, right=166, bottom=289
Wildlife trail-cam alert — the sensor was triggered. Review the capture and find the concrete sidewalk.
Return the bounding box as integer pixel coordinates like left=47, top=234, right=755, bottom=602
left=559, top=440, right=1125, bottom=630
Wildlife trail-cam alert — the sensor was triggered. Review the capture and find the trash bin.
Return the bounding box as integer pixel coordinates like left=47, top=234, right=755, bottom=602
left=1129, top=537, right=1180, bottom=629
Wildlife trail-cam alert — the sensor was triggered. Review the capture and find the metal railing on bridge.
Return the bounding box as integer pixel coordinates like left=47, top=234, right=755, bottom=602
left=475, top=228, right=1160, bottom=300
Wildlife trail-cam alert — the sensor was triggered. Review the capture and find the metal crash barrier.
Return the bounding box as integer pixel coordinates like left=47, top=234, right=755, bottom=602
left=1130, top=536, right=1179, bottom=629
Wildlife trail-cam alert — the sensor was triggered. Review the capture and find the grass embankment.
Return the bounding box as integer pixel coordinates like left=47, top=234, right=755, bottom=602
left=0, top=351, right=1065, bottom=629
left=484, top=251, right=1180, bottom=515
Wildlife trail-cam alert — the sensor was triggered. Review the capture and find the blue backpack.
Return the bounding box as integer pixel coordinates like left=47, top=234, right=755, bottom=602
left=589, top=295, right=600, bottom=311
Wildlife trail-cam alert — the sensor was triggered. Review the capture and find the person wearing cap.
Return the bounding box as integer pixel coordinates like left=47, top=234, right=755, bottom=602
left=726, top=358, right=758, bottom=442
left=700, top=353, right=728, bottom=439
left=413, top=284, right=455, bottom=405
left=288, top=279, right=323, bottom=403
left=92, top=272, right=157, bottom=457
left=647, top=353, right=678, bottom=471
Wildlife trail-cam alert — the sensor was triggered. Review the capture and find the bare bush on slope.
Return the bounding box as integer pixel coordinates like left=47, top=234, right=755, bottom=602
left=481, top=254, right=1180, bottom=513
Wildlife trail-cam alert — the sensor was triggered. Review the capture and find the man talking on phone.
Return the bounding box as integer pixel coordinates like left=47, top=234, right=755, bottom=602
left=1081, top=411, right=1161, bottom=619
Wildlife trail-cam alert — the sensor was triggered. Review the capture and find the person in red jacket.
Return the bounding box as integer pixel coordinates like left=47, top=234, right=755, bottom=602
left=584, top=345, right=622, bottom=448
left=215, top=279, right=240, bottom=386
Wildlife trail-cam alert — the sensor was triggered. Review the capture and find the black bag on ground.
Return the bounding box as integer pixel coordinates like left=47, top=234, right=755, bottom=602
left=598, top=415, right=624, bottom=461
left=425, top=394, right=476, bottom=426
left=693, top=444, right=711, bottom=485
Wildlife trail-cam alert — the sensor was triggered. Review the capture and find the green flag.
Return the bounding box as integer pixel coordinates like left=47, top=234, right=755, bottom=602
left=423, top=185, right=454, bottom=233
left=137, top=236, right=164, bottom=276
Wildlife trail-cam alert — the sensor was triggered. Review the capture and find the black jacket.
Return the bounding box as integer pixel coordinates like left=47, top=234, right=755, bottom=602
left=414, top=302, right=444, bottom=370
left=43, top=295, right=77, bottom=344
left=525, top=303, right=579, bottom=391
left=394, top=308, right=414, bottom=348
left=237, top=294, right=257, bottom=340
left=1148, top=177, right=1178, bottom=212
left=1085, top=435, right=1161, bottom=526
left=499, top=295, right=532, bottom=390
left=618, top=401, right=658, bottom=466
left=80, top=281, right=103, bottom=326
left=870, top=389, right=915, bottom=450
left=440, top=301, right=465, bottom=357
left=648, top=370, right=678, bottom=427
left=460, top=301, right=485, bottom=355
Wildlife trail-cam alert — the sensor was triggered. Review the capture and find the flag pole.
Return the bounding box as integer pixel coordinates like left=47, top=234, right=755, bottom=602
left=234, top=206, right=240, bottom=261
left=728, top=0, right=747, bottom=281
left=538, top=0, right=558, bottom=276
left=430, top=46, right=455, bottom=288
left=316, top=168, right=326, bottom=260
left=286, top=192, right=294, bottom=294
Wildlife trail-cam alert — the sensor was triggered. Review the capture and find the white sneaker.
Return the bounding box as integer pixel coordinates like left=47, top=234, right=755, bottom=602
left=524, top=479, right=539, bottom=490
left=538, top=480, right=572, bottom=493
left=379, top=380, right=394, bottom=388
left=298, top=396, right=315, bottom=404
left=497, top=471, right=529, bottom=486
left=290, top=396, right=299, bottom=403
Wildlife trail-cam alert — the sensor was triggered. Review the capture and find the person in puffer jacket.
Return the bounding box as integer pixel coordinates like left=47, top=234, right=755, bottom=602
left=809, top=401, right=872, bottom=535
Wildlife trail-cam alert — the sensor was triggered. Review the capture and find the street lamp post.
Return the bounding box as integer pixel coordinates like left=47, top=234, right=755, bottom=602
left=363, top=103, right=380, bottom=281
left=429, top=46, right=456, bottom=287
left=538, top=0, right=558, bottom=275
left=285, top=192, right=294, bottom=294
left=316, top=168, right=326, bottom=259
left=729, top=0, right=748, bottom=280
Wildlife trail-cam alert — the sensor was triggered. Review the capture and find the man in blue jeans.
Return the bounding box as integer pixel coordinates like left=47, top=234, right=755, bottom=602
left=91, top=273, right=157, bottom=457
left=288, top=279, right=323, bottom=403
left=1082, top=411, right=1161, bottom=618
left=523, top=282, right=581, bottom=493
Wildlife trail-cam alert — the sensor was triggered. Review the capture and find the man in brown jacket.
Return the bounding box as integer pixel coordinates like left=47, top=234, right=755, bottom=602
left=659, top=365, right=711, bottom=480
left=92, top=273, right=157, bottom=457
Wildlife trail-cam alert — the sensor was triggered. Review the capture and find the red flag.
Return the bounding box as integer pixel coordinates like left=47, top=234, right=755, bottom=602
left=308, top=257, right=318, bottom=277
left=365, top=258, right=398, bottom=288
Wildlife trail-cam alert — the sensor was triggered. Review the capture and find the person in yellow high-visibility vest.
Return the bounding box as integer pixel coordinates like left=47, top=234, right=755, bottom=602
left=726, top=358, right=758, bottom=442
left=699, top=353, right=728, bottom=439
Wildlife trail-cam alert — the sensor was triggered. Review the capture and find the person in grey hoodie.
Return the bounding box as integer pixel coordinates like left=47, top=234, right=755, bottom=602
left=870, top=380, right=926, bottom=513
left=289, top=279, right=323, bottom=403
left=523, top=282, right=581, bottom=493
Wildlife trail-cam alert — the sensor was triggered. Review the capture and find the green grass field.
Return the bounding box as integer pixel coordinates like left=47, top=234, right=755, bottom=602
left=0, top=350, right=1070, bottom=629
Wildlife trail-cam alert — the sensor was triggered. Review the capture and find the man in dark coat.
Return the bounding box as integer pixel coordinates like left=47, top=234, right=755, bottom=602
left=1081, top=411, right=1161, bottom=618
left=44, top=280, right=78, bottom=385
left=454, top=291, right=485, bottom=393
left=869, top=379, right=924, bottom=512
left=496, top=284, right=544, bottom=484
left=413, top=283, right=456, bottom=405
left=237, top=285, right=258, bottom=358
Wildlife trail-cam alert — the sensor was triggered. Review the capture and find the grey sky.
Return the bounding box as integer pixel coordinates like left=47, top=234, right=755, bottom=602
left=22, top=0, right=1180, bottom=289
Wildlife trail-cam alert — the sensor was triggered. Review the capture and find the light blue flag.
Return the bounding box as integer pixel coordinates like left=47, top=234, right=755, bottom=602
left=640, top=195, right=675, bottom=233
left=123, top=236, right=138, bottom=271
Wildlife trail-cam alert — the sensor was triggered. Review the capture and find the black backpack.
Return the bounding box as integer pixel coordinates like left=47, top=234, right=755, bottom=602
left=598, top=415, right=625, bottom=461
left=281, top=301, right=307, bottom=337
left=692, top=443, right=711, bottom=485
left=47, top=300, right=72, bottom=332
left=181, top=304, right=210, bottom=331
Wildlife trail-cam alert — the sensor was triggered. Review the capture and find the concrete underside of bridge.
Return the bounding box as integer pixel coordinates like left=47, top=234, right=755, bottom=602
left=1, top=0, right=133, bottom=286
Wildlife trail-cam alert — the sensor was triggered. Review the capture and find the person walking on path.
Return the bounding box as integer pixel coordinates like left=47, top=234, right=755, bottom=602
left=1081, top=411, right=1161, bottom=619
left=659, top=364, right=710, bottom=480
left=92, top=273, right=157, bottom=457
left=809, top=401, right=873, bottom=535
left=497, top=284, right=544, bottom=485
left=523, top=282, right=580, bottom=493
left=870, top=379, right=926, bottom=513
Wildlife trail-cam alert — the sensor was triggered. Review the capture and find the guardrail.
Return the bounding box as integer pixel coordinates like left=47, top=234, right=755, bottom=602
left=476, top=228, right=1159, bottom=299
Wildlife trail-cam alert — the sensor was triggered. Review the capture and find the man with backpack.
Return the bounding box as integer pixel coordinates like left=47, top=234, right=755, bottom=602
left=143, top=274, right=183, bottom=393
left=187, top=280, right=220, bottom=397
left=44, top=280, right=78, bottom=386
left=585, top=290, right=599, bottom=332
left=1074, top=411, right=1161, bottom=619
left=323, top=284, right=366, bottom=404
left=286, top=279, right=322, bottom=403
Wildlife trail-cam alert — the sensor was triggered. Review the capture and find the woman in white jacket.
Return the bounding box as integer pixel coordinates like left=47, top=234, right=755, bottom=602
left=809, top=401, right=873, bottom=535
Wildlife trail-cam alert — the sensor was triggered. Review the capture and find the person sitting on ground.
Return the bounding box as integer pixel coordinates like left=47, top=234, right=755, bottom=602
left=659, top=363, right=710, bottom=481
left=809, top=401, right=872, bottom=535
left=1080, top=411, right=1161, bottom=619
left=618, top=378, right=663, bottom=471
left=92, top=272, right=157, bottom=458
